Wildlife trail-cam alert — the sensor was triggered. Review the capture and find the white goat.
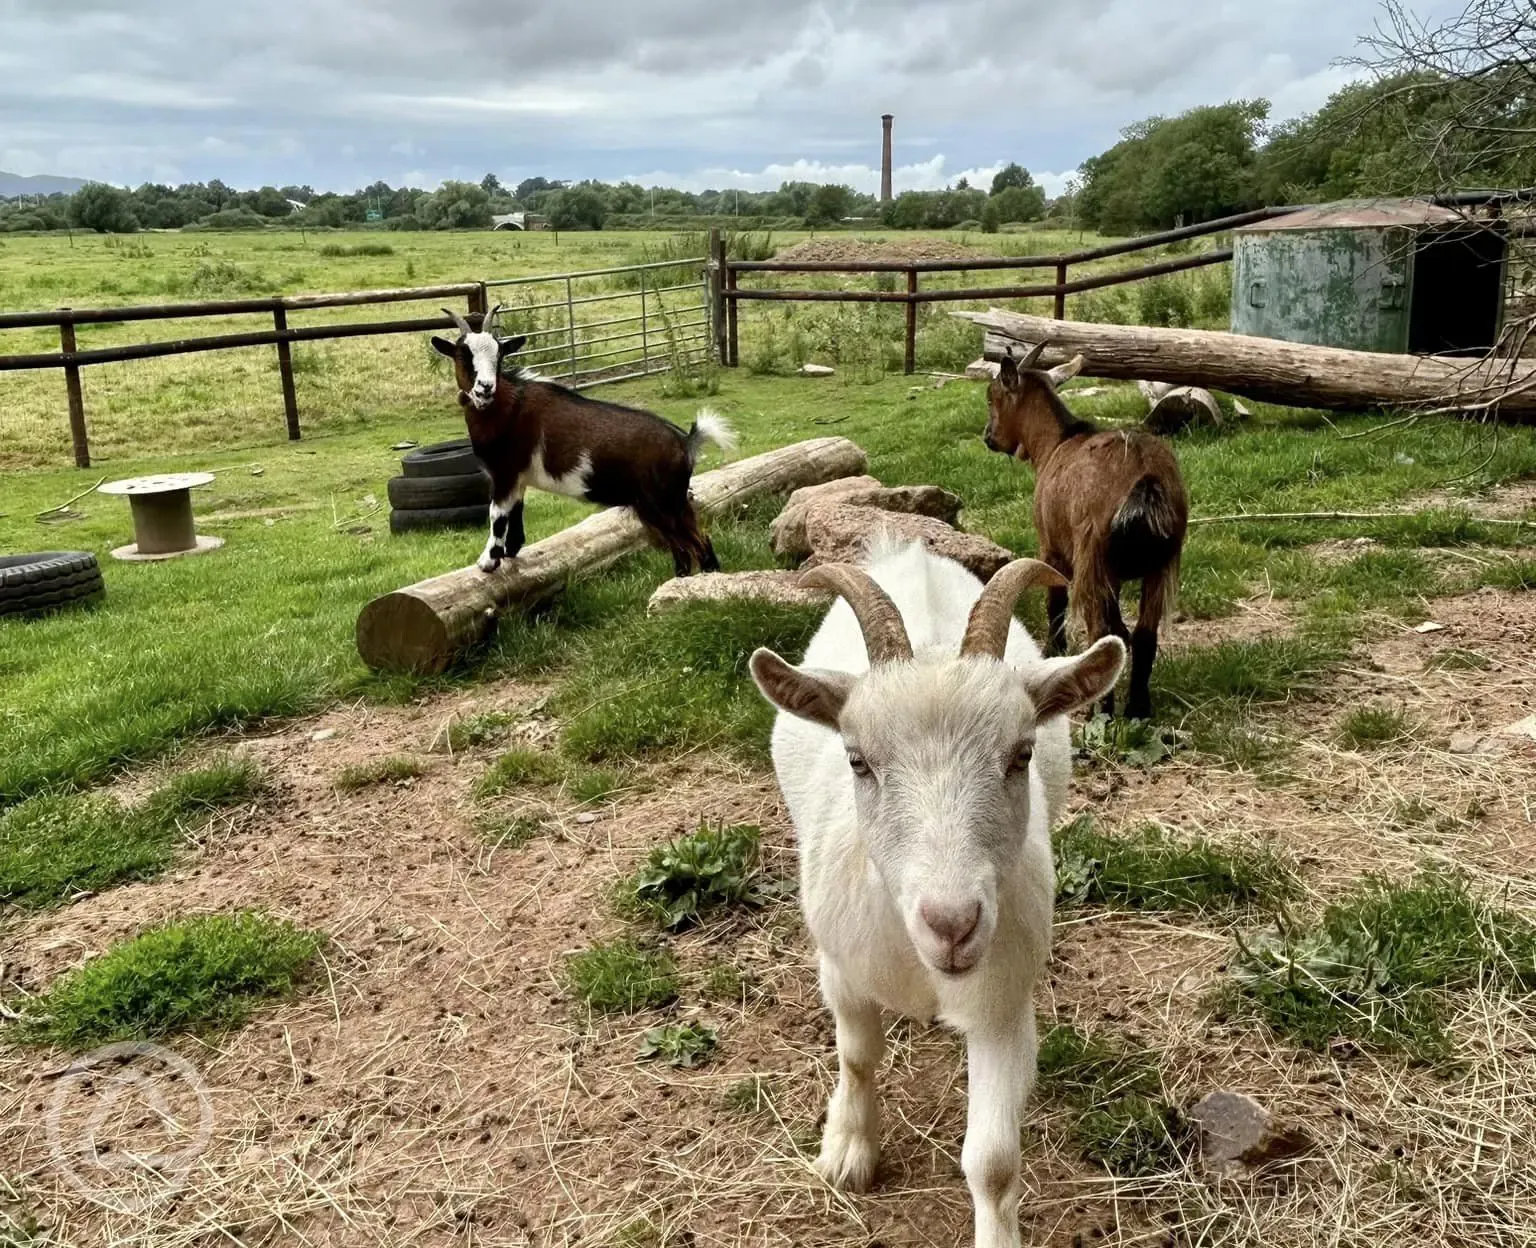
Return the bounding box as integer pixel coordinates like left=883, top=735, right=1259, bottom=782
left=749, top=540, right=1125, bottom=1248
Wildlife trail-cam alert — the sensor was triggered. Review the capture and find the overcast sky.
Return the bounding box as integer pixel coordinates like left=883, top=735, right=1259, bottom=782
left=0, top=0, right=1449, bottom=196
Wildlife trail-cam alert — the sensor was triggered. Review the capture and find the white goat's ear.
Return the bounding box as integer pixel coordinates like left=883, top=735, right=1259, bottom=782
left=1046, top=354, right=1084, bottom=388
left=430, top=335, right=458, bottom=358
left=749, top=648, right=853, bottom=730
left=1025, top=636, right=1126, bottom=720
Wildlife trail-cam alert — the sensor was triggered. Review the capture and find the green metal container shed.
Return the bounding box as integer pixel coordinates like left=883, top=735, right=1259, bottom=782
left=1231, top=200, right=1507, bottom=356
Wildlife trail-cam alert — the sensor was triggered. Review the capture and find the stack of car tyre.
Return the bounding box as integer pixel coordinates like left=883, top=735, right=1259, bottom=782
left=387, top=438, right=490, bottom=535
left=0, top=551, right=104, bottom=618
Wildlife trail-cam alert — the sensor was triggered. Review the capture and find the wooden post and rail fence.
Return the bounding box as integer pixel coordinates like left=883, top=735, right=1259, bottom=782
left=0, top=259, right=711, bottom=468
left=705, top=206, right=1298, bottom=373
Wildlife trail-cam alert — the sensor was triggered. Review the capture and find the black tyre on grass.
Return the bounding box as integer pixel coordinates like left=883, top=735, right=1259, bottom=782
left=401, top=439, right=482, bottom=479
left=0, top=552, right=105, bottom=618
left=386, top=471, right=490, bottom=510
left=388, top=504, right=488, bottom=535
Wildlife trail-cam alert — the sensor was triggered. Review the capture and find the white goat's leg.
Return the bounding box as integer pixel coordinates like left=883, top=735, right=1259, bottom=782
left=814, top=958, right=884, bottom=1191
left=962, top=1009, right=1037, bottom=1248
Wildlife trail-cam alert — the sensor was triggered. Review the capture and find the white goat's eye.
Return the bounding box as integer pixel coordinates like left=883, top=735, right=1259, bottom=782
left=1007, top=746, right=1033, bottom=775
left=847, top=752, right=872, bottom=778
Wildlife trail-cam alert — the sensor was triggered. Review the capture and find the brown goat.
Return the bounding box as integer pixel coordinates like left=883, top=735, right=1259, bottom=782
left=982, top=343, right=1188, bottom=720
left=431, top=307, right=734, bottom=577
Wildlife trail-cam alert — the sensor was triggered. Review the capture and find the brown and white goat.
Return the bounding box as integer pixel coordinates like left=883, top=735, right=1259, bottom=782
left=431, top=306, right=734, bottom=577
left=982, top=342, right=1188, bottom=720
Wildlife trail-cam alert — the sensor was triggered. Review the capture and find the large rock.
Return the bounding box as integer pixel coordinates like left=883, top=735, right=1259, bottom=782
left=771, top=477, right=965, bottom=559
left=647, top=570, right=832, bottom=614
left=1187, top=1090, right=1311, bottom=1169
left=802, top=504, right=1014, bottom=581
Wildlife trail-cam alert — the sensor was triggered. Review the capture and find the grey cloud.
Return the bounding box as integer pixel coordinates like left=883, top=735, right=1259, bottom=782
left=0, top=0, right=1384, bottom=189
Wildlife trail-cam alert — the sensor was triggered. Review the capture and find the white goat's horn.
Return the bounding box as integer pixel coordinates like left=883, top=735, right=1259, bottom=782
left=481, top=302, right=505, bottom=334
left=960, top=558, right=1068, bottom=660
left=442, top=307, right=473, bottom=337
left=1016, top=339, right=1049, bottom=371
left=799, top=563, right=913, bottom=664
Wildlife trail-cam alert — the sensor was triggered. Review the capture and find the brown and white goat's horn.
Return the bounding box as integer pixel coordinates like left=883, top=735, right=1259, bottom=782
left=442, top=307, right=473, bottom=337
left=959, top=559, right=1068, bottom=660
left=481, top=302, right=505, bottom=334
left=1016, top=339, right=1049, bottom=370
left=800, top=563, right=913, bottom=664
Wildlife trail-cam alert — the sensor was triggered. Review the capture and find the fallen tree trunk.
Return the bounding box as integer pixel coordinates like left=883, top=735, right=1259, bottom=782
left=955, top=309, right=1536, bottom=422
left=356, top=436, right=868, bottom=674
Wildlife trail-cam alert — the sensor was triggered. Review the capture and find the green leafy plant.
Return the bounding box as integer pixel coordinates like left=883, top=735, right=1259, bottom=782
left=1073, top=714, right=1185, bottom=767
left=629, top=822, right=771, bottom=929
left=638, top=1021, right=718, bottom=1068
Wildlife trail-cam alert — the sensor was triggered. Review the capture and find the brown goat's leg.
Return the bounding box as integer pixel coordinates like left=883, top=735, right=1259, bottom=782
left=1046, top=586, right=1068, bottom=657
left=639, top=507, right=695, bottom=578
left=1099, top=590, right=1130, bottom=719
left=1125, top=574, right=1168, bottom=721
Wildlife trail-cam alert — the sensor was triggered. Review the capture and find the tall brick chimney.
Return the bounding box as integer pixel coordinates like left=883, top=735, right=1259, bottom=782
left=880, top=114, right=893, bottom=202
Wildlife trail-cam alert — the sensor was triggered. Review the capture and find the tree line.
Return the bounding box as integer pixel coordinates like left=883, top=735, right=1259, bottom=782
left=0, top=164, right=1057, bottom=235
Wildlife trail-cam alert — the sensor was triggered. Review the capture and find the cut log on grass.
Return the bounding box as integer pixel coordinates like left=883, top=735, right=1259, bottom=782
left=356, top=437, right=869, bottom=674
left=956, top=309, right=1536, bottom=422
left=647, top=570, right=833, bottom=614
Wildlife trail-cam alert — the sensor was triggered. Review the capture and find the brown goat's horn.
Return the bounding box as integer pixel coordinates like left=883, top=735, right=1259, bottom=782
left=959, top=559, right=1068, bottom=660
left=800, top=563, right=913, bottom=664
left=442, top=307, right=473, bottom=337
left=481, top=302, right=505, bottom=334
left=1016, top=339, right=1049, bottom=371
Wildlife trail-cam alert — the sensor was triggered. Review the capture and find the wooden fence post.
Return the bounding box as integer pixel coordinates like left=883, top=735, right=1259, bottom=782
left=726, top=263, right=739, bottom=367
left=904, top=270, right=918, bottom=374
left=58, top=310, right=90, bottom=468
left=468, top=284, right=487, bottom=324
left=1054, top=263, right=1067, bottom=320
left=273, top=306, right=301, bottom=440
left=708, top=228, right=727, bottom=365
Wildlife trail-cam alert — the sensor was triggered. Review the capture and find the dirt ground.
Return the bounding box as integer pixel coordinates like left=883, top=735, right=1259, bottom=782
left=3, top=582, right=1534, bottom=1248
left=772, top=237, right=980, bottom=266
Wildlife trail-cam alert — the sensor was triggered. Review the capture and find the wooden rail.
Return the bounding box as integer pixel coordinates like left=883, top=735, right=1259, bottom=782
left=718, top=206, right=1300, bottom=371
left=1, top=261, right=708, bottom=468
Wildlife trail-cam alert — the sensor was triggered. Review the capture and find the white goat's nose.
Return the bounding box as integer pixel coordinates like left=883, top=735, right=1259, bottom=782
left=919, top=899, right=981, bottom=949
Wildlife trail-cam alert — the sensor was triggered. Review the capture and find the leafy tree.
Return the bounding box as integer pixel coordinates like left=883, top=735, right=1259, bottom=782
left=805, top=183, right=854, bottom=225
left=993, top=184, right=1046, bottom=223
left=981, top=198, right=1001, bottom=233
left=546, top=183, right=607, bottom=230
left=70, top=182, right=140, bottom=233
left=480, top=172, right=503, bottom=197
left=991, top=163, right=1035, bottom=195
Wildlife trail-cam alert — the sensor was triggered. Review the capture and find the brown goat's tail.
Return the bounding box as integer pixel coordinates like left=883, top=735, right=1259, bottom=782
left=685, top=408, right=738, bottom=466
left=1107, top=474, right=1184, bottom=587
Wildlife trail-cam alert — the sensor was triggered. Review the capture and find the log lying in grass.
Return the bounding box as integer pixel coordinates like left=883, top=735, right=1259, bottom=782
left=356, top=437, right=869, bottom=674
left=954, top=309, right=1536, bottom=422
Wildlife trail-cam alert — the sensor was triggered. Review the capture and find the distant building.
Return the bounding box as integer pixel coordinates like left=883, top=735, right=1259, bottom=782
left=492, top=212, right=548, bottom=231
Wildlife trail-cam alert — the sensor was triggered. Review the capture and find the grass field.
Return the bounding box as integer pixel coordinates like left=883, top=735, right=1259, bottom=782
left=3, top=228, right=1535, bottom=1248
left=0, top=226, right=1222, bottom=468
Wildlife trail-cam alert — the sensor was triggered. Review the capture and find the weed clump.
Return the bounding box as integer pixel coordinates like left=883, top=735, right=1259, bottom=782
left=16, top=912, right=321, bottom=1048
left=335, top=754, right=426, bottom=792
left=1054, top=817, right=1299, bottom=913
left=0, top=757, right=261, bottom=909
left=566, top=940, right=678, bottom=1013
left=1225, top=871, right=1536, bottom=1059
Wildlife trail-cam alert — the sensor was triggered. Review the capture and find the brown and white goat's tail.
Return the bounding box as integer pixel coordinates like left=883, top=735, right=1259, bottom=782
left=685, top=408, right=738, bottom=465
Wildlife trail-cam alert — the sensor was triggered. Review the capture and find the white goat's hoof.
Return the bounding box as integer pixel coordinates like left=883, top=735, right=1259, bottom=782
left=814, top=1128, right=879, bottom=1192
left=477, top=557, right=500, bottom=574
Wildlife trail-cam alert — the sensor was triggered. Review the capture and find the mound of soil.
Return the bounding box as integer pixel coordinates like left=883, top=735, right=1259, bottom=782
left=773, top=237, right=979, bottom=265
